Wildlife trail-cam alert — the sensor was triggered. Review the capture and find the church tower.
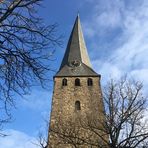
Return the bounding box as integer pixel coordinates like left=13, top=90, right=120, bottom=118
left=48, top=15, right=106, bottom=148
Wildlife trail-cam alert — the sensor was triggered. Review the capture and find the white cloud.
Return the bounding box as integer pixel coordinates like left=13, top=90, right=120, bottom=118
left=95, top=0, right=124, bottom=27
left=84, top=0, right=148, bottom=90
left=0, top=129, right=39, bottom=148
left=83, top=0, right=124, bottom=37
left=92, top=60, right=122, bottom=83
left=130, top=69, right=148, bottom=94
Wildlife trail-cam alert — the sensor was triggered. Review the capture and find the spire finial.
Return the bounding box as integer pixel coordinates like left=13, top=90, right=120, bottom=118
left=76, top=11, right=80, bottom=19
left=77, top=12, right=79, bottom=17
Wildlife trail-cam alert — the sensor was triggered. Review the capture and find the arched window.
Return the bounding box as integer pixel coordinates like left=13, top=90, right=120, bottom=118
left=75, top=101, right=81, bottom=110
left=75, top=78, right=80, bottom=86
left=87, top=78, right=93, bottom=86
left=62, top=78, right=67, bottom=86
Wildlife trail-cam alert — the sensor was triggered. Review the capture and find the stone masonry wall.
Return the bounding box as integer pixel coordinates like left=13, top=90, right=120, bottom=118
left=48, top=76, right=106, bottom=148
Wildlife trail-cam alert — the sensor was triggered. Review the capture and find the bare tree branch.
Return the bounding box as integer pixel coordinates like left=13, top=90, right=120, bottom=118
left=0, top=0, right=61, bottom=134
left=45, top=78, right=148, bottom=148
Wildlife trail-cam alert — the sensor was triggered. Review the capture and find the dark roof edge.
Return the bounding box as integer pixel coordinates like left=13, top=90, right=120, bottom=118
left=54, top=74, right=101, bottom=78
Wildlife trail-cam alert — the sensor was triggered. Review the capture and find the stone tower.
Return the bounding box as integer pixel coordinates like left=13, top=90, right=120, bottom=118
left=48, top=15, right=106, bottom=148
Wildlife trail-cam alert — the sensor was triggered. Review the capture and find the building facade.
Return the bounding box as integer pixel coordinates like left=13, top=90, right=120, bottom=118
left=48, top=15, right=107, bottom=148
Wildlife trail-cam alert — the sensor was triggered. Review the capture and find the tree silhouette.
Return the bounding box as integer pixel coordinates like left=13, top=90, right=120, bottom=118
left=0, top=0, right=61, bottom=131
left=46, top=78, right=148, bottom=148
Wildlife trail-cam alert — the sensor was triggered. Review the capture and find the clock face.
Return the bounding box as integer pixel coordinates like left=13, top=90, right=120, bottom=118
left=69, top=60, right=81, bottom=67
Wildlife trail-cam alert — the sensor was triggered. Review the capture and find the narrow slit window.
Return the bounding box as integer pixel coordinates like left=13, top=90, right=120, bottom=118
left=62, top=78, right=67, bottom=86
left=75, top=101, right=81, bottom=110
left=87, top=78, right=93, bottom=86
left=75, top=78, right=80, bottom=86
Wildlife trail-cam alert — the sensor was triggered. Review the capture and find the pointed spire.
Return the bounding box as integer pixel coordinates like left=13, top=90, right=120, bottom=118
left=55, top=15, right=99, bottom=77
left=60, top=15, right=92, bottom=69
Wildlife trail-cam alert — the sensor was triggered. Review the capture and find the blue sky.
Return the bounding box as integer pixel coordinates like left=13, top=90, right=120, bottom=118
left=1, top=0, right=148, bottom=147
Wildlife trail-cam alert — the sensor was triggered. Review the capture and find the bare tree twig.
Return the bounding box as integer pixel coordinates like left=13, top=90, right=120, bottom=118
left=44, top=78, right=148, bottom=148
left=0, top=0, right=62, bottom=135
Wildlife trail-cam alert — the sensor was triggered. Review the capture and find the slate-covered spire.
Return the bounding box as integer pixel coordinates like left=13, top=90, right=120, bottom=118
left=60, top=14, right=92, bottom=69
left=55, top=15, right=99, bottom=77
